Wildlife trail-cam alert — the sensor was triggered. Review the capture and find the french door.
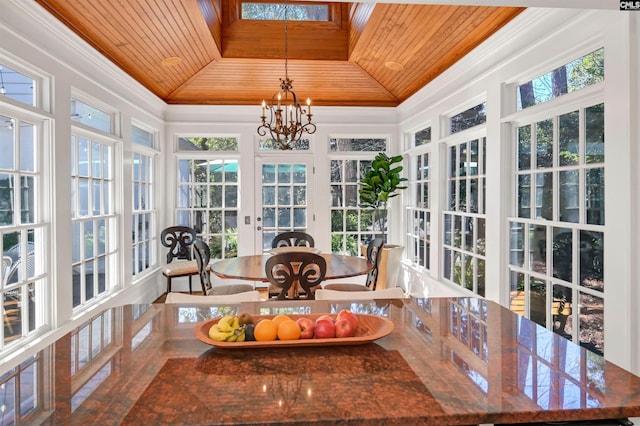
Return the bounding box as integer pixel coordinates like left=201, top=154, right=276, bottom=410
left=254, top=156, right=315, bottom=253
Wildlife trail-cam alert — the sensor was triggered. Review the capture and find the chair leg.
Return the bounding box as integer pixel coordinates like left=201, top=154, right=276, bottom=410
left=167, top=276, right=172, bottom=294
left=188, top=276, right=193, bottom=294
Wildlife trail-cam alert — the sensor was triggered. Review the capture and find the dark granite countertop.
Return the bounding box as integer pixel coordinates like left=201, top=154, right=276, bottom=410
left=35, top=297, right=640, bottom=424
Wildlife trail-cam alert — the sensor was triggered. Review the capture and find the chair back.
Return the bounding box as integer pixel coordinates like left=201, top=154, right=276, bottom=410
left=265, top=252, right=326, bottom=300
left=161, top=226, right=197, bottom=264
left=193, top=240, right=213, bottom=294
left=271, top=231, right=315, bottom=248
left=365, top=238, right=384, bottom=290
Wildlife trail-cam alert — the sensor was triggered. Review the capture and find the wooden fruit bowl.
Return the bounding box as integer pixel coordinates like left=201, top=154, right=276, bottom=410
left=194, top=313, right=394, bottom=348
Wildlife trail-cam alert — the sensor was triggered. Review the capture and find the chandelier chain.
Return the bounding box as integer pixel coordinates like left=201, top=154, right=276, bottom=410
left=257, top=0, right=316, bottom=150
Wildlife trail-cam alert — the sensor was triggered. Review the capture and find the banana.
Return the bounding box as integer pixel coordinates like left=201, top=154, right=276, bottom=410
left=217, top=316, right=235, bottom=332
left=208, top=324, right=234, bottom=341
left=211, top=316, right=247, bottom=343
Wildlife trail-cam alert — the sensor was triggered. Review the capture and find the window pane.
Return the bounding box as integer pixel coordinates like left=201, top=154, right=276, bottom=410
left=132, top=125, right=154, bottom=148
left=536, top=119, right=553, bottom=168
left=558, top=111, right=579, bottom=166
left=517, top=48, right=604, bottom=110
left=585, top=104, right=604, bottom=164
left=0, top=64, right=36, bottom=107
left=415, top=127, right=431, bottom=147
left=586, top=167, right=604, bottom=225
left=177, top=137, right=238, bottom=151
left=71, top=99, right=112, bottom=133
left=19, top=121, right=35, bottom=172
left=450, top=102, right=486, bottom=134
left=559, top=170, right=579, bottom=223
left=329, top=138, right=387, bottom=152
left=242, top=3, right=329, bottom=21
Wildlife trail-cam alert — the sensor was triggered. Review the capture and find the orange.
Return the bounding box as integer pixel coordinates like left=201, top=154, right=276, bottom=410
left=277, top=319, right=301, bottom=340
left=254, top=319, right=278, bottom=341
left=272, top=314, right=291, bottom=328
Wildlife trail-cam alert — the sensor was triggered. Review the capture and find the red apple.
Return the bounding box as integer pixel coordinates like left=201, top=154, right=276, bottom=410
left=336, top=309, right=359, bottom=332
left=296, top=317, right=315, bottom=339
left=316, top=314, right=334, bottom=324
left=335, top=319, right=355, bottom=338
left=314, top=319, right=335, bottom=338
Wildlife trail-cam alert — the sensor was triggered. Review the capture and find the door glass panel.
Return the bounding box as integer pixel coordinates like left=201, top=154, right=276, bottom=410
left=260, top=161, right=310, bottom=250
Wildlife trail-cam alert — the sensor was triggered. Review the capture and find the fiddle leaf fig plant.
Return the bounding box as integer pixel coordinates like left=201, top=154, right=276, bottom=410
left=359, top=152, right=408, bottom=242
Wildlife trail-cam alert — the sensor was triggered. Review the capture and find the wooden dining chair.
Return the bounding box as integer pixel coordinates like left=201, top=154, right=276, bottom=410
left=161, top=226, right=199, bottom=294
left=323, top=238, right=384, bottom=292
left=193, top=240, right=255, bottom=296
left=265, top=252, right=326, bottom=300
left=271, top=231, right=315, bottom=248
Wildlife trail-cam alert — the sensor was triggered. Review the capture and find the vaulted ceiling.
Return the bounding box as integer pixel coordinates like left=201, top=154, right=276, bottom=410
left=35, top=0, right=524, bottom=107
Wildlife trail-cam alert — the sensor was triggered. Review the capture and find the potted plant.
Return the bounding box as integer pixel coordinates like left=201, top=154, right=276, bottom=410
left=359, top=152, right=408, bottom=289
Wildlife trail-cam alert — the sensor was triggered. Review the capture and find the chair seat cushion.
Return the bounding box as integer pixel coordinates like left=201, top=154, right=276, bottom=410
left=162, top=260, right=198, bottom=277
left=209, top=284, right=256, bottom=296
left=322, top=283, right=371, bottom=292
left=165, top=291, right=261, bottom=304
left=315, top=287, right=406, bottom=300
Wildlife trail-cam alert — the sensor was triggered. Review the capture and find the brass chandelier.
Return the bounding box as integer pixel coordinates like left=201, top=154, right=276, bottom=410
left=258, top=0, right=316, bottom=150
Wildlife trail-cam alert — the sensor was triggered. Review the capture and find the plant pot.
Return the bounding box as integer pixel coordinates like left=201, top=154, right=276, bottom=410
left=377, top=245, right=404, bottom=290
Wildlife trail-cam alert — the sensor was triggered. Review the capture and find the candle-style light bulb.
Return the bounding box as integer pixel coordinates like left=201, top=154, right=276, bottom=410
left=306, top=98, right=311, bottom=115
left=261, top=100, right=266, bottom=116
left=277, top=93, right=281, bottom=108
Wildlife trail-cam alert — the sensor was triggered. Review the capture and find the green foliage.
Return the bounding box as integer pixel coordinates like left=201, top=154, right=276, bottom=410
left=184, top=137, right=238, bottom=151
left=359, top=152, right=407, bottom=241
left=330, top=234, right=359, bottom=256
left=359, top=152, right=408, bottom=209
left=570, top=48, right=604, bottom=89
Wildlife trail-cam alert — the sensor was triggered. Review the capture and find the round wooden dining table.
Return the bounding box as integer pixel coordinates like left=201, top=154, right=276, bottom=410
left=210, top=253, right=373, bottom=283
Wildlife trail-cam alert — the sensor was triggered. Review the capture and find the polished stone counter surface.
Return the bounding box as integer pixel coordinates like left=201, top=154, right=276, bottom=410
left=34, top=297, right=640, bottom=424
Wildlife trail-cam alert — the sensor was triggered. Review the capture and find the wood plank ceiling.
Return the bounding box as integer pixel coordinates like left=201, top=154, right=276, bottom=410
left=35, top=0, right=524, bottom=107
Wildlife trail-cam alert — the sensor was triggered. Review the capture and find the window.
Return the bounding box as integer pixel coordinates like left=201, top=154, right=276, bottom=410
left=71, top=99, right=113, bottom=134
left=177, top=144, right=239, bottom=259
left=330, top=159, right=373, bottom=255
left=414, top=127, right=431, bottom=147
left=241, top=2, right=329, bottom=21
left=0, top=113, right=47, bottom=347
left=509, top=103, right=605, bottom=355
left=450, top=102, right=486, bottom=135
left=443, top=138, right=487, bottom=296
left=258, top=137, right=309, bottom=151
left=131, top=125, right=157, bottom=277
left=0, top=64, right=36, bottom=107
left=517, top=48, right=604, bottom=110
left=132, top=152, right=155, bottom=276
left=406, top=128, right=431, bottom=269
left=329, top=137, right=390, bottom=254
left=329, top=138, right=386, bottom=152
left=178, top=137, right=237, bottom=152
left=71, top=134, right=117, bottom=307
